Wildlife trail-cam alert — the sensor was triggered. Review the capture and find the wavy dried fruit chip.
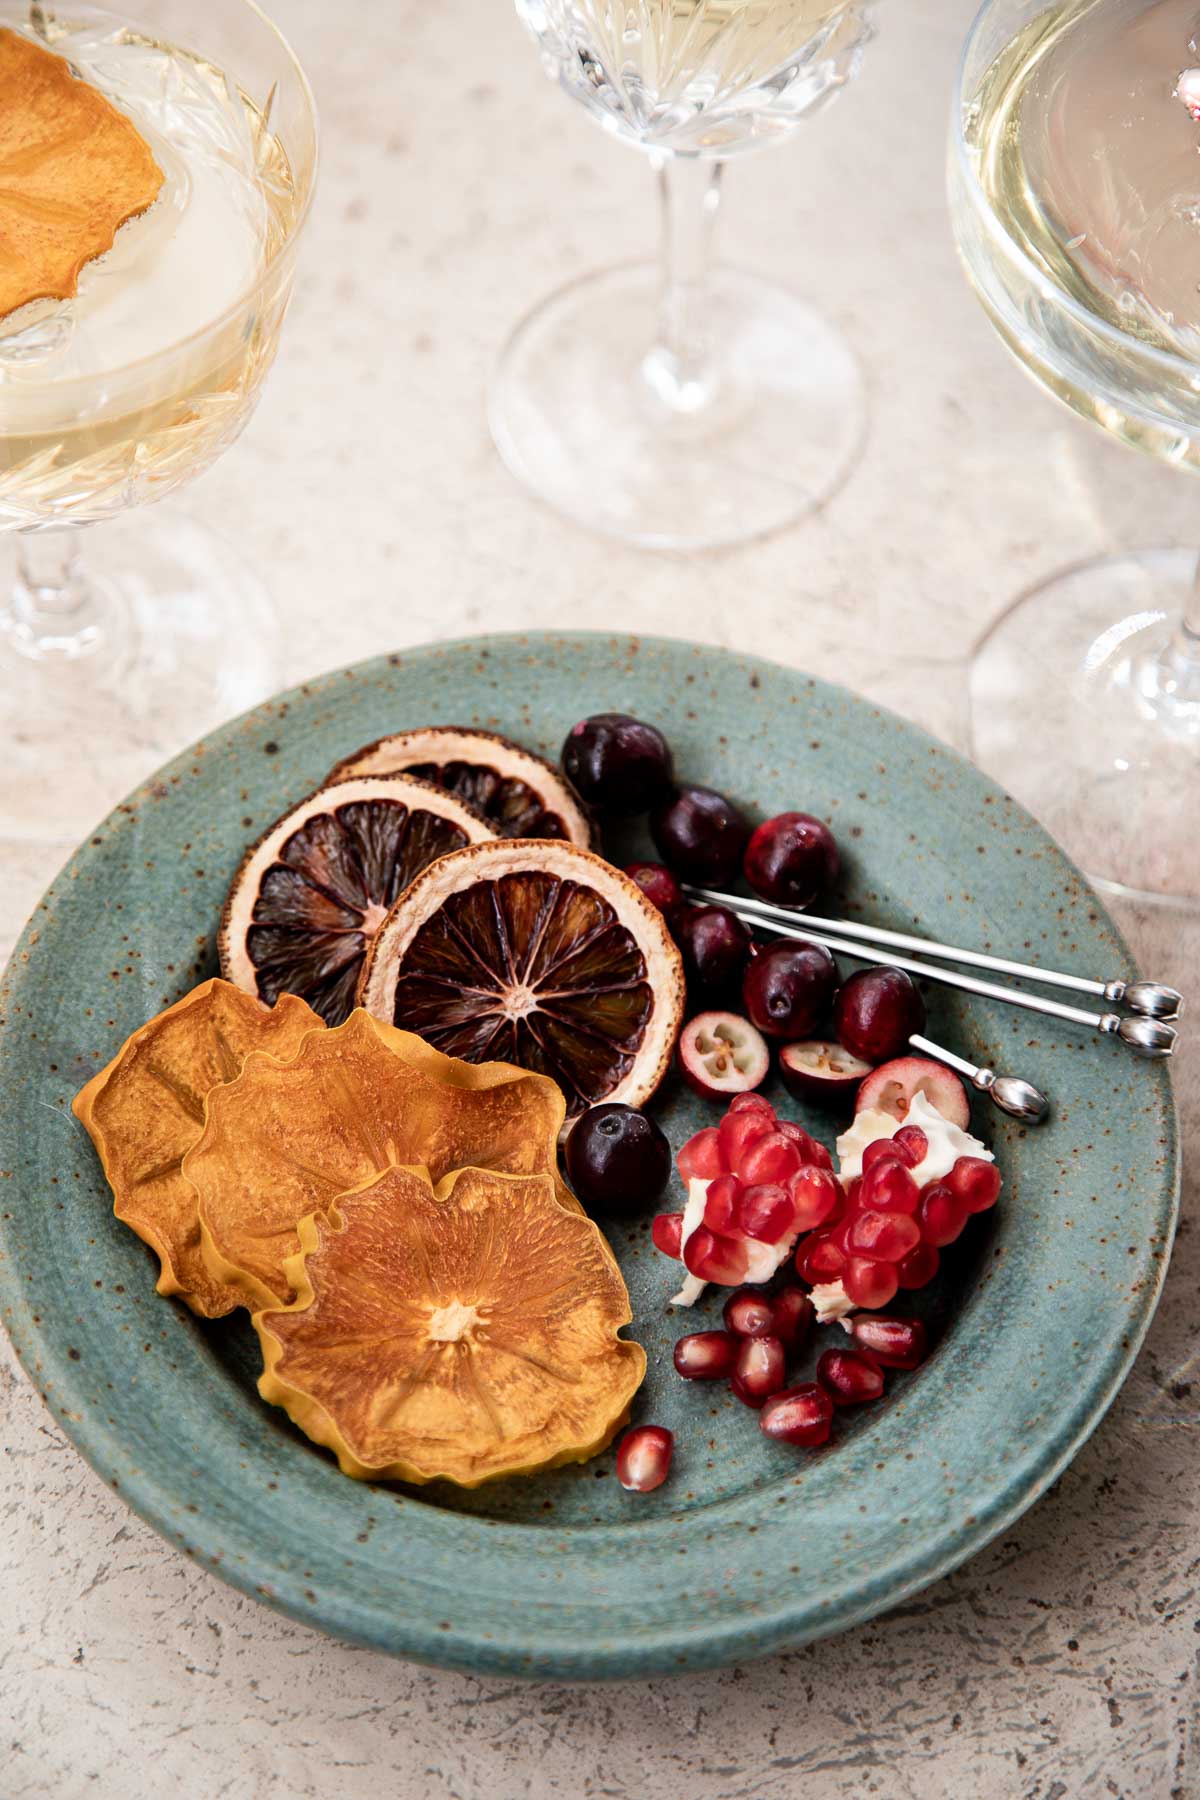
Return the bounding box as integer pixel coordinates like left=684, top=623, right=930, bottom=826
left=72, top=979, right=321, bottom=1318
left=0, top=28, right=165, bottom=322
left=188, top=1009, right=573, bottom=1311
left=255, top=1164, right=646, bottom=1486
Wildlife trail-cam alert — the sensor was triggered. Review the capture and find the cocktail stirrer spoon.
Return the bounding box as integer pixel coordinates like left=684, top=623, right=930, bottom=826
left=909, top=1034, right=1049, bottom=1124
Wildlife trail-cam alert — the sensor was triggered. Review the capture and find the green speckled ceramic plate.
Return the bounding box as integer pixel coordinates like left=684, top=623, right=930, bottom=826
left=0, top=633, right=1179, bottom=1679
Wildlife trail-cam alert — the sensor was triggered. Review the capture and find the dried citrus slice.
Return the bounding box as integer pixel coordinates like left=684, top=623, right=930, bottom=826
left=219, top=775, right=495, bottom=1027
left=188, top=1009, right=573, bottom=1311
left=72, top=980, right=320, bottom=1318
left=255, top=1163, right=645, bottom=1486
left=327, top=726, right=595, bottom=846
left=0, top=28, right=165, bottom=321
left=359, top=839, right=686, bottom=1118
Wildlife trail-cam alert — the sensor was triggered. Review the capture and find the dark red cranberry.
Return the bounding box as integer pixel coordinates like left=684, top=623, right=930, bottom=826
left=650, top=784, right=750, bottom=884
left=673, top=904, right=753, bottom=1004
left=565, top=1103, right=671, bottom=1214
left=742, top=939, right=838, bottom=1040
left=744, top=812, right=840, bottom=907
left=561, top=714, right=674, bottom=815
left=623, top=861, right=684, bottom=922
left=833, top=967, right=926, bottom=1065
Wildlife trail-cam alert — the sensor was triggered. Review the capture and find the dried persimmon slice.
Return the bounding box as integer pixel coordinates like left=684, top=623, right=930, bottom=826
left=219, top=775, right=495, bottom=1028
left=188, top=1009, right=574, bottom=1311
left=255, top=1164, right=645, bottom=1486
left=0, top=28, right=165, bottom=321
left=359, top=839, right=685, bottom=1118
left=72, top=979, right=321, bottom=1317
left=327, top=726, right=596, bottom=846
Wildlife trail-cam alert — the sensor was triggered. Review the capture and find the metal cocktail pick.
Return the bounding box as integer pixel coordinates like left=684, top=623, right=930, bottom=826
left=909, top=1034, right=1049, bottom=1123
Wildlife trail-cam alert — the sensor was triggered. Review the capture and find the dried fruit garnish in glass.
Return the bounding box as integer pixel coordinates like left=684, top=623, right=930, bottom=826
left=187, top=1009, right=575, bottom=1311
left=0, top=27, right=164, bottom=321
left=72, top=979, right=320, bottom=1317
left=254, top=1164, right=645, bottom=1486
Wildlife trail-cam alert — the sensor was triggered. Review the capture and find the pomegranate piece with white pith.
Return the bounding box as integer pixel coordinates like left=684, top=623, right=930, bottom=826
left=657, top=1092, right=841, bottom=1301
left=677, top=1011, right=769, bottom=1100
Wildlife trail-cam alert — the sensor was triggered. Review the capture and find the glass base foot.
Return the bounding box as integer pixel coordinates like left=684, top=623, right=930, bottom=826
left=968, top=549, right=1200, bottom=911
left=489, top=261, right=864, bottom=551
left=0, top=511, right=280, bottom=845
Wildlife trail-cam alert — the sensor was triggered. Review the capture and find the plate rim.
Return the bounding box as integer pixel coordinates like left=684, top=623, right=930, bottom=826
left=0, top=629, right=1181, bottom=1679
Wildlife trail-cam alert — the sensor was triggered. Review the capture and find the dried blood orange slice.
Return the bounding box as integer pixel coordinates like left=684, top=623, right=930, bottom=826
left=359, top=840, right=686, bottom=1118
left=327, top=726, right=595, bottom=846
left=188, top=1009, right=573, bottom=1311
left=72, top=979, right=320, bottom=1318
left=254, top=1164, right=645, bottom=1486
left=220, top=775, right=495, bottom=1027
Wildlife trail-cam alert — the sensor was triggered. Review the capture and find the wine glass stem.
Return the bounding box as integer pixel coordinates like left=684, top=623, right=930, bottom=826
left=4, top=530, right=104, bottom=662
left=644, top=155, right=724, bottom=412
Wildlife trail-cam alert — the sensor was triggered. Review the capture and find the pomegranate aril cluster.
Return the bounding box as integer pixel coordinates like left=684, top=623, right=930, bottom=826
left=798, top=1127, right=1001, bottom=1313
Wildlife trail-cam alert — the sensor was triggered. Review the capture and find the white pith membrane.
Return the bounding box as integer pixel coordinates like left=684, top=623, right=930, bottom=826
left=667, top=1090, right=995, bottom=1320
left=326, top=726, right=596, bottom=848
left=358, top=838, right=685, bottom=1117
left=219, top=774, right=495, bottom=1026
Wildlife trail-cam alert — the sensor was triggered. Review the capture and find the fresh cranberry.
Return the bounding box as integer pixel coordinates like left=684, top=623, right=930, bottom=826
left=744, top=812, right=840, bottom=908
left=673, top=905, right=753, bottom=1005
left=833, top=967, right=926, bottom=1065
left=565, top=1103, right=671, bottom=1214
left=651, top=784, right=750, bottom=884
left=742, top=940, right=838, bottom=1041
left=623, top=860, right=684, bottom=921
left=561, top=714, right=674, bottom=815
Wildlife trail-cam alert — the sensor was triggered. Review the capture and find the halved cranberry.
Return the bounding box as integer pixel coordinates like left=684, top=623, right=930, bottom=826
left=917, top=1182, right=967, bottom=1247
left=946, top=1156, right=1002, bottom=1214
left=778, top=1038, right=872, bottom=1107
left=616, top=1424, right=673, bottom=1492
left=843, top=1256, right=900, bottom=1309
left=850, top=1313, right=927, bottom=1369
left=677, top=1126, right=724, bottom=1184
left=759, top=1383, right=833, bottom=1447
left=817, top=1347, right=885, bottom=1406
left=730, top=1335, right=786, bottom=1407
left=652, top=1212, right=684, bottom=1257
left=737, top=1182, right=795, bottom=1244
left=723, top=1287, right=776, bottom=1338
left=678, top=1011, right=771, bottom=1102
left=856, top=1056, right=971, bottom=1130
left=674, top=1331, right=740, bottom=1380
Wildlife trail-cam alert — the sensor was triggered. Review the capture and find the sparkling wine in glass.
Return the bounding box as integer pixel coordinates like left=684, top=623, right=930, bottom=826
left=0, top=0, right=317, bottom=842
left=492, top=0, right=877, bottom=550
left=950, top=0, right=1200, bottom=908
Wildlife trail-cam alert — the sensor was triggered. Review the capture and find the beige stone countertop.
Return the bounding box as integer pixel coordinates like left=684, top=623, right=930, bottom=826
left=2, top=1, right=1197, bottom=1795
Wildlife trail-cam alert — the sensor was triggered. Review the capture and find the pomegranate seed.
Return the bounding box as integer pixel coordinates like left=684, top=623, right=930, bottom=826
left=860, top=1159, right=920, bottom=1215
left=728, top=1092, right=775, bottom=1116
left=897, top=1240, right=939, bottom=1289
left=739, top=1131, right=802, bottom=1186
left=776, top=1119, right=819, bottom=1157
left=947, top=1156, right=1002, bottom=1214
left=759, top=1383, right=833, bottom=1446
left=703, top=1173, right=741, bottom=1233
left=652, top=1211, right=684, bottom=1257
left=862, top=1138, right=905, bottom=1174
left=616, top=1424, right=673, bottom=1492
left=677, top=1126, right=724, bottom=1183
left=723, top=1287, right=775, bottom=1337
left=847, top=1208, right=921, bottom=1263
left=843, top=1255, right=900, bottom=1309
left=817, top=1347, right=885, bottom=1405
left=797, top=1230, right=846, bottom=1282
left=850, top=1313, right=927, bottom=1369
left=788, top=1166, right=841, bottom=1231
left=769, top=1285, right=813, bottom=1349
left=674, top=1330, right=740, bottom=1380
left=892, top=1124, right=928, bottom=1166
left=717, top=1107, right=774, bottom=1170
left=683, top=1226, right=748, bottom=1286
left=844, top=1176, right=862, bottom=1212
left=737, top=1181, right=795, bottom=1244
left=917, top=1181, right=967, bottom=1248
left=730, top=1335, right=786, bottom=1407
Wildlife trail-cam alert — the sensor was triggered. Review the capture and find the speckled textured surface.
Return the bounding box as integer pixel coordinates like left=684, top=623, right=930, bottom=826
left=0, top=631, right=1178, bottom=1680
left=1, top=0, right=1198, bottom=1790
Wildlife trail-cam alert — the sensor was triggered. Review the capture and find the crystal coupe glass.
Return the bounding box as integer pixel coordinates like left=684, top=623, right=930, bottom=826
left=0, top=0, right=317, bottom=842
left=950, top=0, right=1200, bottom=908
left=491, top=0, right=877, bottom=550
